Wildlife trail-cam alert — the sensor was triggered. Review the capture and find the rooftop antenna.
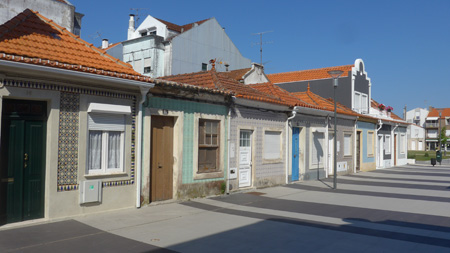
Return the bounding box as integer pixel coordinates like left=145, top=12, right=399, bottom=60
left=130, top=8, right=149, bottom=28
left=88, top=31, right=102, bottom=44
left=252, top=31, right=273, bottom=65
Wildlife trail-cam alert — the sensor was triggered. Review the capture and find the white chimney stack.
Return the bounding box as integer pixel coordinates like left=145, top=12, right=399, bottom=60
left=128, top=14, right=136, bottom=40
left=101, top=39, right=109, bottom=49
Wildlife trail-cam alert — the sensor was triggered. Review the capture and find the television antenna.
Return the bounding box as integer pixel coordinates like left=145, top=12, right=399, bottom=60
left=130, top=8, right=149, bottom=28
left=252, top=31, right=273, bottom=65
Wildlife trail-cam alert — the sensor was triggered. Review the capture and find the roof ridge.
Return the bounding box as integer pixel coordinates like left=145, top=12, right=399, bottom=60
left=267, top=64, right=353, bottom=76
left=0, top=8, right=34, bottom=38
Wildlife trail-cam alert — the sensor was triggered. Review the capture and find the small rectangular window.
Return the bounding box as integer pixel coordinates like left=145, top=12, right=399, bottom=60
left=385, top=135, right=391, bottom=154
left=344, top=133, right=352, bottom=156
left=198, top=119, right=220, bottom=173
left=367, top=131, right=374, bottom=156
left=264, top=131, right=281, bottom=160
left=202, top=63, right=208, bottom=71
left=88, top=113, right=125, bottom=174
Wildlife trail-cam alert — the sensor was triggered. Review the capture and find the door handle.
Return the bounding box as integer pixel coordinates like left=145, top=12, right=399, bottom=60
left=158, top=163, right=163, bottom=169
left=24, top=153, right=28, bottom=161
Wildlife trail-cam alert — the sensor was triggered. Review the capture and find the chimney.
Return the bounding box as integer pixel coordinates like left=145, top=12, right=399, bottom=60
left=403, top=105, right=407, bottom=120
left=101, top=39, right=109, bottom=49
left=128, top=14, right=135, bottom=40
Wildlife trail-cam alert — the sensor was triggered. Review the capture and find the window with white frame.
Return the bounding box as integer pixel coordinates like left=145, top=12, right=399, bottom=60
left=400, top=134, right=406, bottom=154
left=367, top=131, right=374, bottom=156
left=385, top=135, right=391, bottom=154
left=344, top=133, right=352, bottom=156
left=87, top=113, right=126, bottom=174
left=312, top=132, right=324, bottom=165
left=198, top=119, right=220, bottom=173
left=264, top=131, right=282, bottom=160
left=134, top=59, right=142, bottom=73
left=143, top=58, right=151, bottom=74
left=354, top=91, right=369, bottom=114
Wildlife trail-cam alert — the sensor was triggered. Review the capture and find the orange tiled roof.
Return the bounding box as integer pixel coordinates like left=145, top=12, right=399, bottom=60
left=222, top=68, right=251, bottom=82
left=0, top=9, right=145, bottom=79
left=249, top=82, right=321, bottom=109
left=0, top=9, right=235, bottom=97
left=160, top=70, right=297, bottom=107
left=267, top=65, right=353, bottom=84
left=428, top=108, right=450, bottom=118
left=156, top=17, right=210, bottom=34
left=292, top=85, right=359, bottom=117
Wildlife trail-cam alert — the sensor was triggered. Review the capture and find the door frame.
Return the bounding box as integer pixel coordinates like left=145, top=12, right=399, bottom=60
left=238, top=129, right=253, bottom=188
left=0, top=99, right=47, bottom=224
left=150, top=115, right=175, bottom=202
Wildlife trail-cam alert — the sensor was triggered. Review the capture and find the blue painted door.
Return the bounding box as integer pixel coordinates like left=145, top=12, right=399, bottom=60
left=292, top=127, right=300, bottom=181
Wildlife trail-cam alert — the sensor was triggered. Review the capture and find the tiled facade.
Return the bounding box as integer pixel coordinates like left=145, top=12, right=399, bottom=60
left=229, top=106, right=287, bottom=189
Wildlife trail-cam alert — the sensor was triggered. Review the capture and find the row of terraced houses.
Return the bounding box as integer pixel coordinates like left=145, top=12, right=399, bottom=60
left=0, top=1, right=408, bottom=225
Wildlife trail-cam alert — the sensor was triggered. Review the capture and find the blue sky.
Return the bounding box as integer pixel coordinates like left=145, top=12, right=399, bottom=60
left=74, top=0, right=450, bottom=116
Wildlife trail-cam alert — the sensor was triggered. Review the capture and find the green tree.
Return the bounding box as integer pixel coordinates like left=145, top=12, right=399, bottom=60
left=440, top=128, right=448, bottom=155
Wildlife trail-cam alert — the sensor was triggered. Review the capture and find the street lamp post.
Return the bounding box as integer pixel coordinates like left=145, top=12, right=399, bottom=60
left=328, top=70, right=344, bottom=190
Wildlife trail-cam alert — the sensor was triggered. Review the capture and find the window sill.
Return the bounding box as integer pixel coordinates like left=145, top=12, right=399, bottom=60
left=194, top=171, right=223, bottom=180
left=262, top=158, right=283, bottom=164
left=85, top=172, right=128, bottom=179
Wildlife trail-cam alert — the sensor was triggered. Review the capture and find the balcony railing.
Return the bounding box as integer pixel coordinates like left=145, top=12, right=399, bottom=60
left=426, top=123, right=439, bottom=128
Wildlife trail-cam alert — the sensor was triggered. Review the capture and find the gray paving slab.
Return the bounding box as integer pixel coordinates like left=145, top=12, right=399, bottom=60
left=2, top=165, right=450, bottom=252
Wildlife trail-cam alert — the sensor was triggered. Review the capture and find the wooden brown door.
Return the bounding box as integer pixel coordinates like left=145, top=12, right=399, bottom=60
left=150, top=116, right=174, bottom=202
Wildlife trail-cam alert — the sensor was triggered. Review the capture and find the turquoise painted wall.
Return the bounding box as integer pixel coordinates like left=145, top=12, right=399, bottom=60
left=147, top=97, right=228, bottom=184
left=357, top=121, right=376, bottom=163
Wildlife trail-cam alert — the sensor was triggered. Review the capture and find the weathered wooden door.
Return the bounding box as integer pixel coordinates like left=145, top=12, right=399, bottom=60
left=0, top=100, right=46, bottom=225
left=150, top=116, right=174, bottom=202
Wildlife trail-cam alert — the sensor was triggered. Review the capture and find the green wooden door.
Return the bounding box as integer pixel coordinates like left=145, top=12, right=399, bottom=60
left=0, top=100, right=46, bottom=224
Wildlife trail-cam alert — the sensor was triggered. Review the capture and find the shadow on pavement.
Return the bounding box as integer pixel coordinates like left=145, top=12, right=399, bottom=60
left=0, top=220, right=175, bottom=253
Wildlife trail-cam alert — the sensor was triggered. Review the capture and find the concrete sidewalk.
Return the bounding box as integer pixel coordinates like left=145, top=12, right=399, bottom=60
left=2, top=165, right=450, bottom=252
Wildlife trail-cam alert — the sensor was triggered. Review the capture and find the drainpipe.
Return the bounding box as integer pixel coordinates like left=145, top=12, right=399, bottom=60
left=376, top=120, right=383, bottom=168
left=286, top=108, right=297, bottom=184
left=136, top=86, right=151, bottom=208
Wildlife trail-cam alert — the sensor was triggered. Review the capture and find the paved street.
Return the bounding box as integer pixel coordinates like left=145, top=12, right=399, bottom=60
left=2, top=164, right=450, bottom=252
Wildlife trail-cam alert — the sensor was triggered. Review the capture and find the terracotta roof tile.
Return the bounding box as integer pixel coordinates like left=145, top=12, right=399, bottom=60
left=0, top=9, right=234, bottom=97
left=222, top=68, right=251, bottom=81
left=156, top=17, right=210, bottom=34
left=249, top=83, right=321, bottom=109
left=0, top=9, right=140, bottom=77
left=267, top=65, right=353, bottom=84
left=291, top=85, right=358, bottom=117
left=428, top=108, right=450, bottom=118
left=160, top=71, right=295, bottom=106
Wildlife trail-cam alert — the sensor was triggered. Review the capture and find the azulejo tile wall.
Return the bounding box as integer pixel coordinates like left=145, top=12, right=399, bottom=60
left=4, top=79, right=137, bottom=192
left=57, top=92, right=80, bottom=191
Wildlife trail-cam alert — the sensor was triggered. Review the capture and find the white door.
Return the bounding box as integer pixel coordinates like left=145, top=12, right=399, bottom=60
left=411, top=140, right=416, bottom=150
left=239, top=130, right=252, bottom=188
left=418, top=141, right=423, bottom=150
left=328, top=133, right=334, bottom=175
left=378, top=135, right=383, bottom=168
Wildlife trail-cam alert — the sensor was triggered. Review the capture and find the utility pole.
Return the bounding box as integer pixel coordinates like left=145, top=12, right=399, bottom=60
left=252, top=31, right=273, bottom=65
